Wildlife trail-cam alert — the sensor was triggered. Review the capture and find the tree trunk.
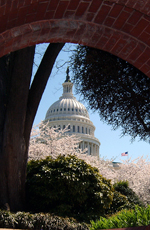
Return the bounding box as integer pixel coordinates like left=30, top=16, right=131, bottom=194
left=0, top=47, right=35, bottom=211
left=0, top=43, right=64, bottom=211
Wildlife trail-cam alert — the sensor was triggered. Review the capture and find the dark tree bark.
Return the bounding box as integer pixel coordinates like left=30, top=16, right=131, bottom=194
left=0, top=43, right=64, bottom=211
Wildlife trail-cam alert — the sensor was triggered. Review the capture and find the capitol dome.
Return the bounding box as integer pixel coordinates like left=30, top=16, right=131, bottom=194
left=45, top=68, right=100, bottom=157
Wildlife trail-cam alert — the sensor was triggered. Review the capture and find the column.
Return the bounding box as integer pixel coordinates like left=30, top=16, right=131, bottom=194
left=88, top=142, right=89, bottom=155
left=91, top=144, right=93, bottom=155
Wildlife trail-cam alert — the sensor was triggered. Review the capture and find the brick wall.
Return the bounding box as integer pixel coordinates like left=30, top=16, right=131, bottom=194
left=0, top=0, right=150, bottom=77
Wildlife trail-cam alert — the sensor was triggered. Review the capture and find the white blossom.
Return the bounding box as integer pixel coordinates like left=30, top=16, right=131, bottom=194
left=29, top=121, right=150, bottom=205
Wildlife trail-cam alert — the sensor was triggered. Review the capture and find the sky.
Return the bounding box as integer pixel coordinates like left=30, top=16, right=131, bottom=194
left=33, top=43, right=150, bottom=162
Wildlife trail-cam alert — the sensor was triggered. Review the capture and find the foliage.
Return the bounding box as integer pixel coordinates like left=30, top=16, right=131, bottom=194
left=105, top=191, right=130, bottom=215
left=26, top=155, right=114, bottom=222
left=70, top=45, right=150, bottom=142
left=105, top=180, right=145, bottom=215
left=113, top=180, right=145, bottom=208
left=29, top=123, right=150, bottom=207
left=0, top=209, right=89, bottom=230
left=90, top=205, right=150, bottom=230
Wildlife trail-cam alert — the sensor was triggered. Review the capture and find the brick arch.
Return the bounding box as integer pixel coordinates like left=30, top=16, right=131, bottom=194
left=1, top=0, right=150, bottom=77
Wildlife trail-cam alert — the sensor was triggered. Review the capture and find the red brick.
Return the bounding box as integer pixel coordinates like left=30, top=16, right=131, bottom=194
left=145, top=23, right=150, bottom=34
left=139, top=31, right=150, bottom=46
left=142, top=2, right=150, bottom=14
left=54, top=1, right=69, bottom=19
left=131, top=18, right=150, bottom=37
left=73, top=22, right=86, bottom=40
left=120, top=39, right=138, bottom=57
left=88, top=0, right=102, bottom=13
left=104, top=16, right=115, bottom=27
left=140, top=63, right=150, bottom=74
left=122, top=23, right=134, bottom=33
left=118, top=0, right=128, bottom=4
left=136, top=47, right=150, bottom=66
left=104, top=32, right=121, bottom=51
left=109, top=4, right=124, bottom=18
left=7, top=19, right=17, bottom=30
left=0, top=15, right=7, bottom=33
left=17, top=6, right=29, bottom=26
left=113, top=11, right=130, bottom=30
left=90, top=25, right=103, bottom=45
left=127, top=11, right=143, bottom=25
left=38, top=21, right=51, bottom=42
left=0, top=0, right=150, bottom=80
left=85, top=12, right=95, bottom=21
left=128, top=43, right=146, bottom=62
left=0, top=0, right=6, bottom=6
left=65, top=21, right=78, bottom=39
left=96, top=27, right=112, bottom=48
left=20, top=24, right=32, bottom=36
left=27, top=2, right=39, bottom=15
left=144, top=15, right=150, bottom=22
left=0, top=5, right=5, bottom=15
left=11, top=35, right=23, bottom=51
left=75, top=2, right=89, bottom=18
left=134, top=1, right=146, bottom=11
left=24, top=0, right=32, bottom=5
left=67, top=0, right=80, bottom=11
left=36, top=2, right=49, bottom=20
left=124, top=6, right=133, bottom=13
left=111, top=37, right=127, bottom=55
left=94, top=4, right=111, bottom=23
left=126, top=0, right=136, bottom=8
left=96, top=35, right=109, bottom=49
left=64, top=10, right=75, bottom=19
left=45, top=10, right=55, bottom=20
left=11, top=27, right=22, bottom=38
left=10, top=0, right=18, bottom=10
left=47, top=0, right=59, bottom=11
left=146, top=71, right=150, bottom=78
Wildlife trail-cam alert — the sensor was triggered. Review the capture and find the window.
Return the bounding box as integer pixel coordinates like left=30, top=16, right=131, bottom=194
left=82, top=127, right=84, bottom=133
left=54, top=109, right=55, bottom=112
left=72, top=108, right=74, bottom=111
left=78, top=126, right=80, bottom=133
left=89, top=129, right=90, bottom=135
left=86, top=128, right=87, bottom=134
left=68, top=108, right=70, bottom=111
left=68, top=125, right=70, bottom=132
left=60, top=108, right=62, bottom=111
left=73, top=126, right=75, bottom=132
left=64, top=108, right=66, bottom=111
left=63, top=125, right=65, bottom=129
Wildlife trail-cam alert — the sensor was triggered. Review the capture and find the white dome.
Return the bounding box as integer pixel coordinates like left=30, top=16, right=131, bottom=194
left=45, top=68, right=100, bottom=157
left=45, top=93, right=89, bottom=120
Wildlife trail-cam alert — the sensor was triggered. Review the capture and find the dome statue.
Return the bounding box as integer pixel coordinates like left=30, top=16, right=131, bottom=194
left=45, top=69, right=100, bottom=157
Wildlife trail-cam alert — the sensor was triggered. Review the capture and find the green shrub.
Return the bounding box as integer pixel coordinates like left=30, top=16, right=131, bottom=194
left=114, top=180, right=145, bottom=208
left=105, top=191, right=130, bottom=215
left=0, top=210, right=89, bottom=229
left=90, top=205, right=150, bottom=230
left=26, top=155, right=114, bottom=222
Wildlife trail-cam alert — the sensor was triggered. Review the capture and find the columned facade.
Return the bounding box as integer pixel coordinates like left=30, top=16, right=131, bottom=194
left=45, top=68, right=100, bottom=157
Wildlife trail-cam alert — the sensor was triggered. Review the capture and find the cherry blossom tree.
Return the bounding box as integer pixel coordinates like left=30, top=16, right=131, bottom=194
left=29, top=121, right=87, bottom=160
left=29, top=121, right=150, bottom=206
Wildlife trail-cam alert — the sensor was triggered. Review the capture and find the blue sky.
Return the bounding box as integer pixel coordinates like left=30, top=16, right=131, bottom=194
left=33, top=43, right=150, bottom=162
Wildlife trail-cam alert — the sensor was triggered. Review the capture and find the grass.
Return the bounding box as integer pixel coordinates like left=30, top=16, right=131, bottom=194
left=90, top=205, right=150, bottom=230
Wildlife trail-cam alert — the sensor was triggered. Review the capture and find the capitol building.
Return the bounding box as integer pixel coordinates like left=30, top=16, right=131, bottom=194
left=45, top=69, right=100, bottom=157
